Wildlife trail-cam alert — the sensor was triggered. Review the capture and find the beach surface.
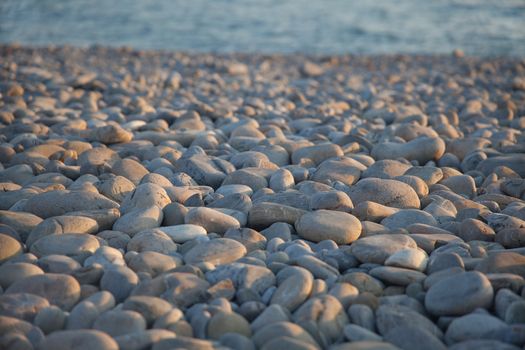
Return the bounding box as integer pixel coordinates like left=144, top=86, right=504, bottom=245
left=0, top=45, right=525, bottom=349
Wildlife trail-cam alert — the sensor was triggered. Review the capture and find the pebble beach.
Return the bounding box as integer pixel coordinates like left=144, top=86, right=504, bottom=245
left=1, top=44, right=525, bottom=350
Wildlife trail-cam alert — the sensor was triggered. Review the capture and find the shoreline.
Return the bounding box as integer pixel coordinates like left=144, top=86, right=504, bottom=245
left=2, top=42, right=524, bottom=61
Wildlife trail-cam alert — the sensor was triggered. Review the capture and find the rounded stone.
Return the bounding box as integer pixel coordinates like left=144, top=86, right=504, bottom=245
left=114, top=330, right=176, bottom=350
left=475, top=252, right=525, bottom=278
left=261, top=337, right=318, bottom=350
left=271, top=268, right=313, bottom=311
left=348, top=304, right=375, bottom=332
left=292, top=294, right=349, bottom=346
left=311, top=158, right=362, bottom=187
left=440, top=174, right=476, bottom=198
left=0, top=332, right=34, bottom=350
left=216, top=184, right=253, bottom=197
left=70, top=295, right=99, bottom=324
left=250, top=304, right=290, bottom=332
left=445, top=313, right=506, bottom=345
left=291, top=144, right=343, bottom=166
left=353, top=201, right=400, bottom=222
left=371, top=136, right=446, bottom=164
left=0, top=262, right=44, bottom=289
left=72, top=265, right=104, bottom=286
left=369, top=266, right=427, bottom=286
left=122, top=295, right=172, bottom=326
left=328, top=283, right=359, bottom=309
left=495, top=228, right=525, bottom=249
left=253, top=322, right=319, bottom=349
left=404, top=166, right=443, bottom=185
left=127, top=229, right=178, bottom=254
left=38, top=254, right=81, bottom=274
left=0, top=233, right=23, bottom=263
left=89, top=124, right=133, bottom=144
left=381, top=209, right=437, bottom=230
left=362, top=159, right=411, bottom=179
left=22, top=190, right=118, bottom=219
left=100, top=266, right=139, bottom=303
left=458, top=218, right=495, bottom=242
left=185, top=207, right=240, bottom=235
left=184, top=238, right=247, bottom=265
left=350, top=234, right=418, bottom=264
left=0, top=315, right=45, bottom=347
left=309, top=191, right=354, bottom=212
left=393, top=175, right=429, bottom=198
left=111, top=158, right=149, bottom=185
left=248, top=202, right=306, bottom=229
left=376, top=304, right=443, bottom=338
left=0, top=293, right=49, bottom=322
left=34, top=306, right=66, bottom=334
left=70, top=208, right=120, bottom=231
left=162, top=202, right=188, bottom=226
left=93, top=310, right=147, bottom=337
left=0, top=211, right=43, bottom=242
left=30, top=233, right=100, bottom=258
left=112, top=206, right=163, bottom=236
left=120, top=183, right=171, bottom=215
left=84, top=246, right=125, bottom=268
left=0, top=224, right=20, bottom=240
left=158, top=224, right=207, bottom=243
left=384, top=325, right=446, bottom=350
left=348, top=178, right=420, bottom=209
left=223, top=227, right=266, bottom=252
left=95, top=175, right=136, bottom=203
left=477, top=154, right=525, bottom=177
left=6, top=273, right=80, bottom=311
left=36, top=330, right=118, bottom=350
left=426, top=253, right=465, bottom=275
left=449, top=340, right=521, bottom=350
left=219, top=333, right=256, bottom=350
left=149, top=336, right=217, bottom=350
left=136, top=272, right=210, bottom=308
left=269, top=168, right=295, bottom=192
left=221, top=168, right=269, bottom=192
left=502, top=299, right=525, bottom=324
left=295, top=210, right=362, bottom=245
left=425, top=271, right=494, bottom=316
left=207, top=311, right=252, bottom=340
left=127, top=251, right=180, bottom=277
left=343, top=324, right=382, bottom=342
left=342, top=272, right=384, bottom=297
left=152, top=308, right=185, bottom=329
left=26, top=215, right=99, bottom=248
left=384, top=248, right=428, bottom=272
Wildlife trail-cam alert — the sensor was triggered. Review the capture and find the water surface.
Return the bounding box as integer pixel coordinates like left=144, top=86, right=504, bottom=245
left=1, top=0, right=524, bottom=56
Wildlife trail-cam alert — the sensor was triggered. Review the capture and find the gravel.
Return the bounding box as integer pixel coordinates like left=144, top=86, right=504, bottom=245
left=0, top=44, right=525, bottom=349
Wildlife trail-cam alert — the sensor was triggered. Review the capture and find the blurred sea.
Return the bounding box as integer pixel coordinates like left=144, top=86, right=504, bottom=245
left=1, top=0, right=524, bottom=56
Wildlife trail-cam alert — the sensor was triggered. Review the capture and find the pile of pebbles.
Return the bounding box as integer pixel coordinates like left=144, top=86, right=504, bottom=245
left=0, top=44, right=525, bottom=350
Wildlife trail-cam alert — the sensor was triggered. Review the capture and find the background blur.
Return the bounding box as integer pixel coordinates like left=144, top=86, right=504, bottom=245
left=1, top=0, right=524, bottom=56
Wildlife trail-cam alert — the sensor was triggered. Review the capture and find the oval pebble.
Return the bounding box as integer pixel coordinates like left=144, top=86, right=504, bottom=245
left=295, top=210, right=362, bottom=245
left=350, top=234, right=418, bottom=264
left=6, top=273, right=80, bottom=311
left=158, top=224, right=207, bottom=243
left=425, top=271, right=494, bottom=316
left=0, top=233, right=23, bottom=263
left=348, top=178, right=420, bottom=209
left=184, top=238, right=247, bottom=265
left=30, top=233, right=100, bottom=258
left=37, top=330, right=118, bottom=350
